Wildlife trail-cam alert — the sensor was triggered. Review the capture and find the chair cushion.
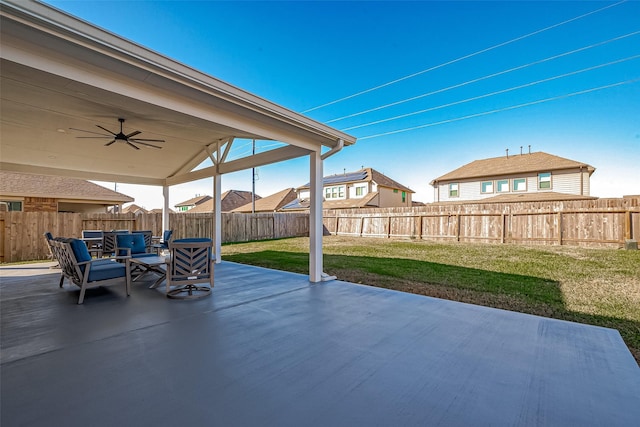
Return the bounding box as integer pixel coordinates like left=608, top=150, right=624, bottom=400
left=70, top=239, right=92, bottom=263
left=87, top=262, right=126, bottom=282
left=173, top=238, right=211, bottom=243
left=116, top=233, right=147, bottom=256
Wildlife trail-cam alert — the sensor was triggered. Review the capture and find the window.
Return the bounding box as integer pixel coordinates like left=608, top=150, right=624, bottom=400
left=497, top=180, right=509, bottom=193
left=402, top=191, right=406, bottom=203
left=355, top=186, right=365, bottom=197
left=393, top=189, right=398, bottom=193
left=513, top=178, right=527, bottom=192
left=325, top=185, right=345, bottom=200
left=449, top=183, right=459, bottom=198
left=481, top=181, right=494, bottom=194
left=0, top=201, right=22, bottom=211
left=538, top=173, right=551, bottom=189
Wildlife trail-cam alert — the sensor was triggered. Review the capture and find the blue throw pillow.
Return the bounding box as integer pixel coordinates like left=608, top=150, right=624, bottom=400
left=70, top=239, right=92, bottom=263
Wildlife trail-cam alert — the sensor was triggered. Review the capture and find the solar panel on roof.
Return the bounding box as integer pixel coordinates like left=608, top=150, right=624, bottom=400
left=300, top=170, right=368, bottom=187
left=323, top=171, right=368, bottom=185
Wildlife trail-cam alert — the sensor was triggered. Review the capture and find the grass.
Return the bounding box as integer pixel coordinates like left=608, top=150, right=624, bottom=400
left=222, top=236, right=640, bottom=365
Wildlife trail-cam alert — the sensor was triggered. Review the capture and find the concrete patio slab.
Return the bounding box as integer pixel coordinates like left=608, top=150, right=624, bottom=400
left=1, top=261, right=638, bottom=426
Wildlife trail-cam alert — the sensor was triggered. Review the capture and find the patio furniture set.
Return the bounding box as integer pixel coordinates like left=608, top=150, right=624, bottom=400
left=44, top=230, right=214, bottom=304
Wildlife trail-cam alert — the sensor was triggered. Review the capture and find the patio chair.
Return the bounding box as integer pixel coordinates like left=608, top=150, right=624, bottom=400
left=132, top=230, right=153, bottom=248
left=43, top=232, right=61, bottom=271
left=81, top=230, right=104, bottom=258
left=116, top=233, right=156, bottom=260
left=151, top=229, right=173, bottom=254
left=52, top=238, right=131, bottom=304
left=165, top=238, right=214, bottom=299
left=102, top=230, right=130, bottom=257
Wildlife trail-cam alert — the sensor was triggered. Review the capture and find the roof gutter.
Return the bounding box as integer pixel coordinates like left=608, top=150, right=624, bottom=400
left=321, top=138, right=344, bottom=160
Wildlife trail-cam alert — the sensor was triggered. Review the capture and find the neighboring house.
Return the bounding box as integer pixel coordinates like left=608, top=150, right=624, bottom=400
left=186, top=190, right=260, bottom=213
left=174, top=195, right=212, bottom=212
left=120, top=203, right=148, bottom=215
left=0, top=171, right=134, bottom=213
left=430, top=152, right=596, bottom=203
left=282, top=167, right=414, bottom=211
left=149, top=208, right=174, bottom=214
left=232, top=188, right=297, bottom=213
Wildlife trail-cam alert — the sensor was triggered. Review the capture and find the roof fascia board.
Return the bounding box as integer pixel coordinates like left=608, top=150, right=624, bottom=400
left=1, top=1, right=356, bottom=148
left=0, top=162, right=164, bottom=186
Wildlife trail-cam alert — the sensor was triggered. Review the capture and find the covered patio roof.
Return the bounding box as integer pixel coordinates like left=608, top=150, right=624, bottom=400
left=1, top=0, right=355, bottom=281
left=0, top=0, right=355, bottom=185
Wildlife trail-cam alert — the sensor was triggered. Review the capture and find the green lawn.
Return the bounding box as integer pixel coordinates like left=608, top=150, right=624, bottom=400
left=222, top=236, right=640, bottom=365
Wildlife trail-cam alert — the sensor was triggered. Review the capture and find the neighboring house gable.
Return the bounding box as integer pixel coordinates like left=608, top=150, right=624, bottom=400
left=0, top=171, right=134, bottom=213
left=232, top=188, right=297, bottom=213
left=120, top=203, right=148, bottom=215
left=186, top=190, right=260, bottom=213
left=282, top=167, right=414, bottom=211
left=430, top=152, right=596, bottom=202
left=174, top=195, right=212, bottom=212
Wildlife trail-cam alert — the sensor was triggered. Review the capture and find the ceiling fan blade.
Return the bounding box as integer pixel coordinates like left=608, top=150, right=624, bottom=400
left=69, top=127, right=112, bottom=136
left=126, top=130, right=141, bottom=138
left=104, top=139, right=116, bottom=146
left=96, top=125, right=117, bottom=136
left=127, top=141, right=140, bottom=150
left=132, top=141, right=162, bottom=149
left=129, top=138, right=165, bottom=142
left=76, top=136, right=114, bottom=139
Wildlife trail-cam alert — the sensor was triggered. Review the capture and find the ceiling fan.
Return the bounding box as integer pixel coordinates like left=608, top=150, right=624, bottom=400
left=70, top=118, right=165, bottom=150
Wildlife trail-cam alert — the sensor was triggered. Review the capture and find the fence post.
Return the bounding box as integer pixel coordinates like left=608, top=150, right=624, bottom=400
left=456, top=214, right=461, bottom=242
left=501, top=214, right=506, bottom=244
left=625, top=210, right=631, bottom=240
left=558, top=211, right=563, bottom=246
left=387, top=216, right=391, bottom=238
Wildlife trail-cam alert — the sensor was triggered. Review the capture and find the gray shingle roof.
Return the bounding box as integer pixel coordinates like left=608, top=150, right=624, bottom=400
left=0, top=171, right=133, bottom=202
left=297, top=168, right=413, bottom=193
left=232, top=188, right=297, bottom=212
left=431, top=152, right=595, bottom=184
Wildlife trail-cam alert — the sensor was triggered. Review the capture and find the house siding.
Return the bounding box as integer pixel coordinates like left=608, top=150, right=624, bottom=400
left=378, top=187, right=412, bottom=207
left=435, top=169, right=588, bottom=202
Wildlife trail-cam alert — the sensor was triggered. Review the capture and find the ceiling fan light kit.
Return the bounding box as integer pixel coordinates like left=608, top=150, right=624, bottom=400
left=70, top=118, right=165, bottom=149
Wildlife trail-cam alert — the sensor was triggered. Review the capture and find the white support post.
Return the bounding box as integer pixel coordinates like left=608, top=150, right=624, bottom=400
left=162, top=185, right=170, bottom=232
left=309, top=150, right=323, bottom=282
left=213, top=174, right=222, bottom=263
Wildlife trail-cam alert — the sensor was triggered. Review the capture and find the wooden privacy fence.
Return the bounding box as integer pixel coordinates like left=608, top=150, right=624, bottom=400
left=0, top=212, right=309, bottom=263
left=324, top=198, right=640, bottom=248
left=1, top=198, right=638, bottom=263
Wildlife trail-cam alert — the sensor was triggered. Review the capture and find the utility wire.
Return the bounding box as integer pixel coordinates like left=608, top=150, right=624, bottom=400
left=302, top=0, right=628, bottom=113
left=357, top=78, right=639, bottom=140
left=342, top=55, right=640, bottom=131
left=326, top=30, right=640, bottom=124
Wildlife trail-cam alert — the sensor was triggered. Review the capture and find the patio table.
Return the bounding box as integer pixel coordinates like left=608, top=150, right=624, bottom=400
left=129, top=255, right=167, bottom=288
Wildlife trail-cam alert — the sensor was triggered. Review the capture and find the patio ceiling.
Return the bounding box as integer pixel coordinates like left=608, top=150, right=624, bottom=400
left=0, top=0, right=356, bottom=186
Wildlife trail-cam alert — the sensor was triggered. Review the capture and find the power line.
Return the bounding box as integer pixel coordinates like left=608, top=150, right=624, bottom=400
left=357, top=78, right=639, bottom=140
left=326, top=30, right=640, bottom=124
left=342, top=55, right=640, bottom=131
left=302, top=0, right=628, bottom=113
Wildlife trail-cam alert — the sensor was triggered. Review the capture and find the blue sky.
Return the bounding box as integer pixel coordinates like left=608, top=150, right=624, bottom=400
left=45, top=0, right=639, bottom=208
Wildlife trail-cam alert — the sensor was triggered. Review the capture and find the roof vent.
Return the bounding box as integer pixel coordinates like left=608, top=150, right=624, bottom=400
left=506, top=148, right=509, bottom=159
